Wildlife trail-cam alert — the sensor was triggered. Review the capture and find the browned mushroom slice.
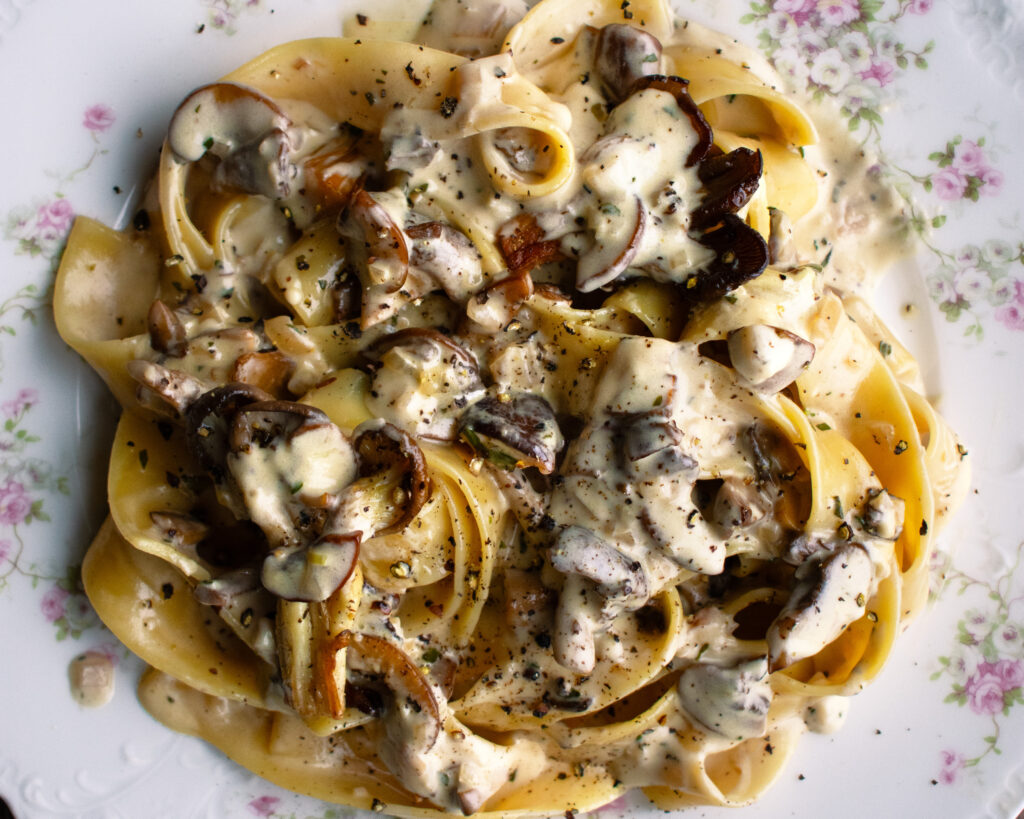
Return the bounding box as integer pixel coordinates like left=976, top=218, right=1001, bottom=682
left=726, top=324, right=815, bottom=393
left=686, top=214, right=769, bottom=306
left=327, top=630, right=442, bottom=750
left=363, top=327, right=480, bottom=375
left=575, top=195, right=646, bottom=293
left=497, top=213, right=565, bottom=276
left=691, top=148, right=764, bottom=232
left=405, top=220, right=484, bottom=300
left=767, top=542, right=873, bottom=671
left=362, top=329, right=485, bottom=441
left=346, top=420, right=432, bottom=536
left=628, top=75, right=713, bottom=167
left=303, top=130, right=370, bottom=212
left=594, top=24, right=663, bottom=103
left=619, top=412, right=698, bottom=479
left=127, top=360, right=208, bottom=417
left=860, top=489, right=905, bottom=541
left=465, top=269, right=535, bottom=331
left=168, top=82, right=291, bottom=162
left=184, top=382, right=271, bottom=485
left=261, top=533, right=360, bottom=602
left=337, top=189, right=409, bottom=294
left=167, top=82, right=295, bottom=200
left=458, top=393, right=564, bottom=474
left=147, top=299, right=188, bottom=358
left=230, top=351, right=294, bottom=398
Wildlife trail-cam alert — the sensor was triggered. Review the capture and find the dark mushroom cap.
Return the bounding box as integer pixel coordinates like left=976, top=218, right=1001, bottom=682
left=594, top=24, right=664, bottom=104
left=338, top=189, right=409, bottom=294
left=458, top=392, right=564, bottom=474
left=361, top=327, right=481, bottom=379
left=228, top=399, right=332, bottom=453
left=185, top=383, right=272, bottom=481
left=352, top=420, right=432, bottom=535
left=691, top=148, right=764, bottom=232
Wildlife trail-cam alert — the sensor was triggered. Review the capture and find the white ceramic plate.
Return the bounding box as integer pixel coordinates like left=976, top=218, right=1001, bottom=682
left=2, top=0, right=1023, bottom=817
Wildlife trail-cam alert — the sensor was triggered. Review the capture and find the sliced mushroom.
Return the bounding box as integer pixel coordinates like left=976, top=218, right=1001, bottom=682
left=184, top=383, right=272, bottom=512
left=619, top=411, right=698, bottom=479
left=167, top=82, right=295, bottom=200
left=691, top=148, right=764, bottom=232
left=406, top=220, right=484, bottom=301
left=465, top=269, right=534, bottom=332
left=767, top=542, right=874, bottom=670
left=549, top=525, right=648, bottom=609
left=575, top=195, right=646, bottom=292
left=337, top=189, right=409, bottom=294
left=363, top=329, right=485, bottom=441
left=594, top=24, right=663, bottom=103
left=335, top=419, right=432, bottom=537
left=168, top=82, right=291, bottom=162
left=628, top=75, right=712, bottom=167
left=230, top=351, right=294, bottom=398
left=727, top=324, right=815, bottom=393
left=860, top=489, right=905, bottom=541
left=147, top=299, right=188, bottom=358
left=127, top=360, right=208, bottom=417
left=458, top=392, right=564, bottom=474
left=227, top=400, right=358, bottom=547
left=687, top=214, right=770, bottom=307
left=677, top=657, right=772, bottom=740
left=329, top=630, right=441, bottom=750
left=261, top=533, right=360, bottom=602
left=708, top=477, right=767, bottom=530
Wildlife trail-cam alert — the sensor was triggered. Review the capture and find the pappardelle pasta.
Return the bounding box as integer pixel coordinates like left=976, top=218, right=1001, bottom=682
left=55, top=0, right=968, bottom=814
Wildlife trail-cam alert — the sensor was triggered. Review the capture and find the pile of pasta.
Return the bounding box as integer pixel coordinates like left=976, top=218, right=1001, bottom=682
left=55, top=0, right=968, bottom=814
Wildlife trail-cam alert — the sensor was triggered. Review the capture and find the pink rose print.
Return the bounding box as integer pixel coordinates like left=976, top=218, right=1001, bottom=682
left=978, top=166, right=1004, bottom=195
left=933, top=167, right=967, bottom=201
left=774, top=0, right=816, bottom=25
left=908, top=0, right=932, bottom=13
left=2, top=388, right=38, bottom=419
left=996, top=301, right=1024, bottom=331
left=0, top=538, right=12, bottom=564
left=938, top=749, right=965, bottom=784
left=965, top=661, right=1013, bottom=715
left=247, top=796, right=280, bottom=817
left=82, top=104, right=115, bottom=133
left=0, top=480, right=32, bottom=525
left=34, top=199, right=75, bottom=240
left=994, top=658, right=1024, bottom=690
left=41, top=585, right=69, bottom=622
left=860, top=60, right=895, bottom=87
left=818, top=0, right=860, bottom=27
left=955, top=140, right=986, bottom=174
